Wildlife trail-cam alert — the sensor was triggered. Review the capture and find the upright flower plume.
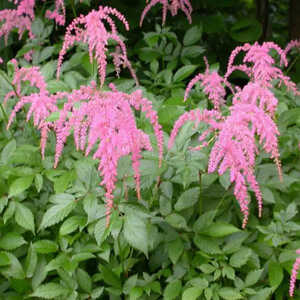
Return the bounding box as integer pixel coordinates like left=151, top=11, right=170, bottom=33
left=185, top=57, right=232, bottom=110
left=57, top=5, right=137, bottom=87
left=5, top=60, right=57, bottom=158
left=140, top=0, right=192, bottom=26
left=290, top=249, right=300, bottom=297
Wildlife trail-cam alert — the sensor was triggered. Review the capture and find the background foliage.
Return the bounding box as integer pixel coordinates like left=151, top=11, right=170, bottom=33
left=0, top=0, right=300, bottom=299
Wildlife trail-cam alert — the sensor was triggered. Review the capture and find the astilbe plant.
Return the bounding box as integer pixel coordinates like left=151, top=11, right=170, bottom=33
left=57, top=5, right=137, bottom=87
left=45, top=0, right=66, bottom=26
left=5, top=62, right=163, bottom=225
left=169, top=42, right=290, bottom=228
left=140, top=0, right=192, bottom=26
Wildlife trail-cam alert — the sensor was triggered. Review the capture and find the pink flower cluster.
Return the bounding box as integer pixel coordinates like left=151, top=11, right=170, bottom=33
left=140, top=0, right=192, bottom=26
left=0, top=0, right=66, bottom=44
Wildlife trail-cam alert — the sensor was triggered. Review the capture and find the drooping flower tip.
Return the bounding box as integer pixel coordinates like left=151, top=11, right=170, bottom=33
left=140, top=0, right=192, bottom=26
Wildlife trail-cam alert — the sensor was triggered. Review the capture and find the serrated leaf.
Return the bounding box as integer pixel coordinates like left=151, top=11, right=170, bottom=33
left=99, top=265, right=121, bottom=289
left=175, top=187, right=199, bottom=211
left=33, top=240, right=58, bottom=254
left=193, top=210, right=217, bottom=232
left=163, top=280, right=182, bottom=300
left=173, top=65, right=197, bottom=82
left=230, top=247, right=251, bottom=268
left=30, top=282, right=70, bottom=299
left=0, top=233, right=26, bottom=250
left=0, top=252, right=25, bottom=279
left=249, top=288, right=272, bottom=300
left=199, top=263, right=215, bottom=274
left=124, top=212, right=148, bottom=256
left=245, top=269, right=263, bottom=287
left=268, top=261, right=283, bottom=288
left=77, top=268, right=92, bottom=293
left=203, top=223, right=240, bottom=237
left=0, top=251, right=11, bottom=266
left=165, top=213, right=187, bottom=229
left=94, top=217, right=110, bottom=246
left=193, top=235, right=221, bottom=254
left=39, top=196, right=76, bottom=230
left=1, top=139, right=16, bottom=163
left=60, top=216, right=86, bottom=236
left=9, top=176, right=34, bottom=197
left=34, top=174, right=43, bottom=192
left=25, top=245, right=37, bottom=278
left=219, top=287, right=242, bottom=300
left=15, top=202, right=35, bottom=233
left=168, top=238, right=184, bottom=264
left=183, top=25, right=203, bottom=46
left=182, top=287, right=203, bottom=300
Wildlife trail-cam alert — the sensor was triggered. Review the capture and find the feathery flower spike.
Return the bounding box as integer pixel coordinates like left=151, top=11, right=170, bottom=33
left=185, top=57, right=232, bottom=110
left=57, top=5, right=137, bottom=87
left=45, top=0, right=66, bottom=26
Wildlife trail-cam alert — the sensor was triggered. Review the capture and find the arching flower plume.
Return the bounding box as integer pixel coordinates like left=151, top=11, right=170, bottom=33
left=290, top=249, right=300, bottom=297
left=57, top=5, right=137, bottom=87
left=140, top=0, right=192, bottom=26
left=185, top=57, right=232, bottom=110
left=0, top=0, right=35, bottom=43
left=225, top=42, right=299, bottom=95
left=208, top=103, right=280, bottom=227
left=5, top=60, right=57, bottom=158
left=284, top=39, right=300, bottom=57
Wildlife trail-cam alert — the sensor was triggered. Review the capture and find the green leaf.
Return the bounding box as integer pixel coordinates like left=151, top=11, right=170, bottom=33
left=230, top=19, right=262, bottom=42
left=268, top=261, right=283, bottom=288
left=194, top=235, right=221, bottom=254
left=0, top=252, right=25, bottom=279
left=0, top=251, right=11, bottom=266
left=1, top=139, right=16, bottom=163
left=25, top=245, right=37, bottom=278
left=230, top=247, right=251, bottom=268
left=199, top=264, right=215, bottom=274
left=45, top=111, right=60, bottom=122
left=124, top=212, right=148, bottom=256
left=33, top=240, right=58, bottom=254
left=166, top=213, right=187, bottom=229
left=123, top=275, right=138, bottom=294
left=219, top=287, right=242, bottom=300
left=60, top=216, right=86, bottom=236
left=168, top=238, right=184, bottom=264
left=99, top=265, right=121, bottom=289
left=193, top=210, right=216, bottom=232
left=182, top=287, right=203, bottom=300
left=249, top=288, right=272, bottom=300
left=34, top=174, right=43, bottom=192
left=183, top=25, right=203, bottom=46
left=163, top=280, right=182, bottom=300
left=15, top=203, right=35, bottom=233
left=175, top=187, right=200, bottom=211
left=245, top=269, right=263, bottom=287
left=77, top=268, right=92, bottom=293
left=94, top=217, right=110, bottom=246
left=173, top=65, right=198, bottom=82
left=30, top=282, right=70, bottom=299
left=0, top=233, right=26, bottom=250
left=39, top=195, right=76, bottom=230
left=9, top=176, right=34, bottom=197
left=129, top=287, right=143, bottom=300
left=203, top=223, right=240, bottom=237
left=182, top=46, right=205, bottom=59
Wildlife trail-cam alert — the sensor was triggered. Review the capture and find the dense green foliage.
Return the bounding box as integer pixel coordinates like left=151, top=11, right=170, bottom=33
left=0, top=0, right=300, bottom=299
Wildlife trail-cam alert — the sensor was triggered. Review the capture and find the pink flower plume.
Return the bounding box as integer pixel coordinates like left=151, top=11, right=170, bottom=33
left=290, top=249, right=300, bottom=297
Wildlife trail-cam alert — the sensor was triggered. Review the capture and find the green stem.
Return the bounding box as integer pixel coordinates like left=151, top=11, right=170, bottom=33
left=70, top=0, right=77, bottom=18
left=287, top=53, right=300, bottom=74
left=198, top=171, right=202, bottom=215
left=0, top=103, right=9, bottom=126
